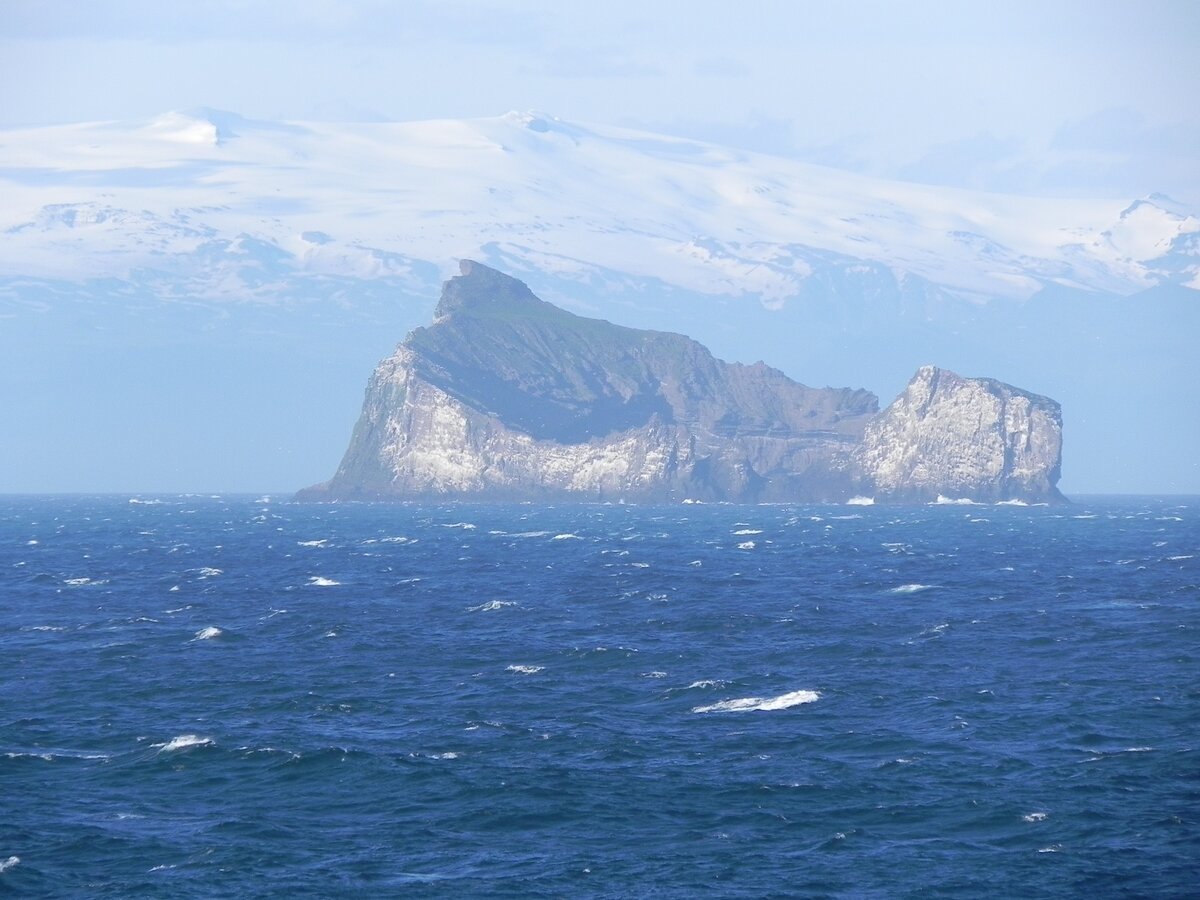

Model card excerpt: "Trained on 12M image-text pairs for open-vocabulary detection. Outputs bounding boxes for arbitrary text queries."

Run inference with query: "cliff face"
[855,366,1064,502]
[300,262,1064,503]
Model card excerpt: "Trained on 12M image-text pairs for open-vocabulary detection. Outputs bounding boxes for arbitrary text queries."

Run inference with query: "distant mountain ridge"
[2,109,1196,301]
[300,263,1064,503]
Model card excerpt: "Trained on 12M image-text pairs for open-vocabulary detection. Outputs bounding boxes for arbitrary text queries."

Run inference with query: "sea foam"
[155,735,214,753]
[307,576,340,586]
[193,626,223,640]
[693,689,819,713]
[468,600,516,612]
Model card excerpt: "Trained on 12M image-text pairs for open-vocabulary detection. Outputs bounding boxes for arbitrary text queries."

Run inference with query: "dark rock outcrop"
[300,262,1064,503]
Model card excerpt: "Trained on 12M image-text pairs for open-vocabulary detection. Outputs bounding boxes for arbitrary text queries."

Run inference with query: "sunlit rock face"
[856,366,1064,503]
[300,263,1063,503]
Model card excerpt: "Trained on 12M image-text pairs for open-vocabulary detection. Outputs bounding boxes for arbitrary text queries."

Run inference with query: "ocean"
[2,495,1197,897]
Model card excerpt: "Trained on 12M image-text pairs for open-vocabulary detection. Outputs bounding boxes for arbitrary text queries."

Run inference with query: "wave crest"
[693,689,819,713]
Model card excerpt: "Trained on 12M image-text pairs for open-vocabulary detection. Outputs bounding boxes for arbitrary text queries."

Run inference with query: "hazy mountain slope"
[2,109,1196,300]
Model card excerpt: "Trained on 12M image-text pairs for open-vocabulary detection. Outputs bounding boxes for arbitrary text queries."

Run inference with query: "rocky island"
[299,261,1064,503]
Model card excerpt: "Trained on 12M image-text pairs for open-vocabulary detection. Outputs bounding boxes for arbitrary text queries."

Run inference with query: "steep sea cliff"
[301,262,1063,503]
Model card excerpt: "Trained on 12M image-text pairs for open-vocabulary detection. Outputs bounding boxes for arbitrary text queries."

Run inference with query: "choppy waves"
[2,495,1197,896]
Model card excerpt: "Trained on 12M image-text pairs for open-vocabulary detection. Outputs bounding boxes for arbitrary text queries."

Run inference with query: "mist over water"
[3,496,1197,896]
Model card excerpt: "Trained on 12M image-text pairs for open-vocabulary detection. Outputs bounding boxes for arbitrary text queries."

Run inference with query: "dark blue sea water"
[2,496,1197,897]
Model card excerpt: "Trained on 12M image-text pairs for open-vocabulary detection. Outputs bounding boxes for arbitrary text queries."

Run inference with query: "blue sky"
[2,0,1197,203]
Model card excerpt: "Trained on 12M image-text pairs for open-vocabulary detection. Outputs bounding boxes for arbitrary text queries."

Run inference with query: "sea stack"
[299,262,1064,503]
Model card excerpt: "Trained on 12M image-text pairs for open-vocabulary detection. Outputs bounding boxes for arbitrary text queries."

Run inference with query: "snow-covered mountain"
[1,109,1197,494]
[2,108,1197,301]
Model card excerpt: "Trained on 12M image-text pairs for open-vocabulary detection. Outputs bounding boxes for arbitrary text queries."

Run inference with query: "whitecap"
[192,626,223,641]
[0,857,19,874]
[378,536,411,544]
[737,541,756,550]
[846,496,875,506]
[643,671,668,678]
[506,664,543,675]
[933,495,977,505]
[307,576,340,586]
[468,600,516,612]
[64,577,92,586]
[1167,555,1194,561]
[510,530,552,538]
[1023,812,1048,822]
[155,734,213,752]
[689,560,703,566]
[630,562,650,568]
[26,539,38,545]
[440,522,476,530]
[687,679,727,689]
[732,528,762,535]
[194,567,223,578]
[693,689,820,713]
[1037,845,1062,853]
[891,583,933,594]
[297,539,328,548]
[995,498,1028,506]
[551,533,581,540]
